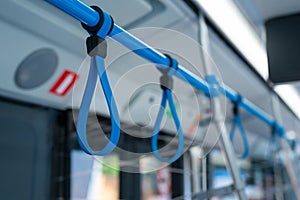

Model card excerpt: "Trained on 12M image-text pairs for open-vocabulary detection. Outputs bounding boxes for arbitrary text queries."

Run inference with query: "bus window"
[71,151,120,200]
[141,156,172,200]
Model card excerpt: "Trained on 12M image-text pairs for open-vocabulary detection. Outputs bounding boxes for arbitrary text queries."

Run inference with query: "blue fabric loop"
[152,89,184,163]
[76,56,120,156]
[229,114,249,159]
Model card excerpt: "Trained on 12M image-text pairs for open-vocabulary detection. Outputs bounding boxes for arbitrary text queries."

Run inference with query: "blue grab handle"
[76,56,120,156]
[45,0,288,140]
[152,89,184,163]
[76,7,120,156]
[229,115,249,159]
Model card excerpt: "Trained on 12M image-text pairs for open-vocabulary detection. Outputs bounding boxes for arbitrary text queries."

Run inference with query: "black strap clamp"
[81,6,114,58]
[85,36,107,57]
[271,123,277,138]
[232,95,242,116]
[156,54,178,90]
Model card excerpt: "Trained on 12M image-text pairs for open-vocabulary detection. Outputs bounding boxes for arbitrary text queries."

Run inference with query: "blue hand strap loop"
[152,89,185,163]
[229,97,249,159]
[152,55,184,163]
[77,7,120,156]
[77,56,120,156]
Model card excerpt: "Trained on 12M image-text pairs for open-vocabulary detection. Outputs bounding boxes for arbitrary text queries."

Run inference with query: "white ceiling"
[237,0,300,22]
[259,0,300,19]
[235,0,300,119]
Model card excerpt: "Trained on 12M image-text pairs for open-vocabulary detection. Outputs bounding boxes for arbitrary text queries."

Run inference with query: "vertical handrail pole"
[271,94,300,199]
[197,13,247,200]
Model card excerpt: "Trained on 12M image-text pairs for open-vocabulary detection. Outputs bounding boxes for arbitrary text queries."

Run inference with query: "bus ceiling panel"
[0,0,152,28]
[82,0,152,27]
[165,16,275,117]
[0,20,84,109]
[279,103,300,140]
[81,0,185,29]
[0,0,185,57]
[224,0,300,63]
[235,0,300,37]
[0,0,87,56]
[296,84,300,107]
[245,0,300,21]
[246,93,273,122]
[296,83,300,92]
[163,17,277,134]
[153,17,199,47]
[122,0,185,29]
[106,24,205,79]
[208,28,273,114]
[242,114,272,138]
[293,118,300,140]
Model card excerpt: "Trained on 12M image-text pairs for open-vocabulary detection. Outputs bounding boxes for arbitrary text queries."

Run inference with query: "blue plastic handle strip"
[45,0,287,140]
[229,114,249,159]
[152,89,184,163]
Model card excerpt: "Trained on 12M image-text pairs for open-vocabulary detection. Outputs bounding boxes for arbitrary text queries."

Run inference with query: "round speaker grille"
[15,48,58,89]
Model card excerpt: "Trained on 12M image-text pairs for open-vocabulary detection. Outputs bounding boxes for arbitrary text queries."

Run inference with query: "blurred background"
[1,0,300,199]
